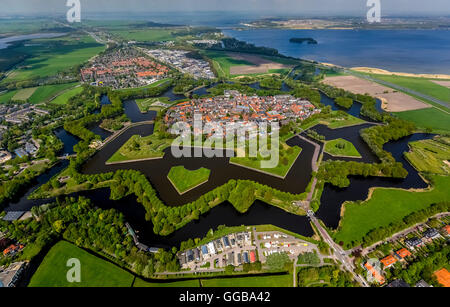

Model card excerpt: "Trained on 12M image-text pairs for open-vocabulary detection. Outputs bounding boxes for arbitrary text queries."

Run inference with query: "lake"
[0,33,65,49]
[223,29,450,74]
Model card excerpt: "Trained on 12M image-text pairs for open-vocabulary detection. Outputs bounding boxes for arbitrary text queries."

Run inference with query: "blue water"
[223,29,450,74]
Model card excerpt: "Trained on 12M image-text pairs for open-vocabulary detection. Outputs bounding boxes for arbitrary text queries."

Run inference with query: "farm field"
[230,143,302,178]
[0,90,18,103]
[111,29,177,42]
[167,166,211,194]
[50,86,83,105]
[28,241,134,287]
[404,137,450,175]
[324,138,361,158]
[368,74,450,103]
[0,19,54,34]
[200,274,292,287]
[2,35,104,83]
[334,175,450,248]
[204,50,254,78]
[204,51,295,78]
[394,107,450,134]
[12,87,36,101]
[28,82,79,104]
[323,75,430,112]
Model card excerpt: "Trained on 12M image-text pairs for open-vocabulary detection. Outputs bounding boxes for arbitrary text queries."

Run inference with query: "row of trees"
[317,160,407,188]
[297,265,357,287]
[334,97,353,109]
[360,118,416,163]
[259,77,283,90]
[107,168,301,236]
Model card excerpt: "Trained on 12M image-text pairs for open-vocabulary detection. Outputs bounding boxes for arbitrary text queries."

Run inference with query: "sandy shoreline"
[351,67,450,80]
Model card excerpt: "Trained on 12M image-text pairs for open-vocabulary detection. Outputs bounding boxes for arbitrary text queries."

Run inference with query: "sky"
[1,0,449,16]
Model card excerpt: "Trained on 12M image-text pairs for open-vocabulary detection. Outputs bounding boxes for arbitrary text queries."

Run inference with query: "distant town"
[80,47,170,89]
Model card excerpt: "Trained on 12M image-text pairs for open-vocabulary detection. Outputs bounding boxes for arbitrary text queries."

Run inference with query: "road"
[307,211,369,287]
[346,70,450,111]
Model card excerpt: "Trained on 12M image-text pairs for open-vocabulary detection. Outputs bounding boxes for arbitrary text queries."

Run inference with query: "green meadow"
[334,175,450,247]
[50,86,83,105]
[111,29,177,42]
[29,82,79,104]
[29,241,134,287]
[0,90,18,103]
[203,50,254,78]
[2,35,104,83]
[324,138,361,158]
[230,143,302,178]
[200,274,292,287]
[404,138,450,175]
[167,166,211,194]
[369,74,450,103]
[394,107,450,134]
[134,278,200,287]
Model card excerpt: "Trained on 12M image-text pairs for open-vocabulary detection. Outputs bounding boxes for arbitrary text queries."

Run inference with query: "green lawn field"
[230,143,302,178]
[50,86,83,105]
[134,278,200,287]
[29,82,79,104]
[167,166,211,194]
[200,274,292,287]
[0,90,18,103]
[405,138,450,175]
[28,241,134,287]
[135,97,170,113]
[107,125,172,163]
[2,35,104,83]
[334,175,450,247]
[300,111,366,130]
[394,107,450,134]
[324,138,361,158]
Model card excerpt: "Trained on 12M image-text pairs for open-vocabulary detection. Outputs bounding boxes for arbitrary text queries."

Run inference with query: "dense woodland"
[0,196,179,275]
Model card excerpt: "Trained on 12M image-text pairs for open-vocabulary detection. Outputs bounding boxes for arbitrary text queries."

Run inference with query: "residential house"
[405,237,423,249]
[395,248,412,260]
[380,255,398,268]
[387,279,410,287]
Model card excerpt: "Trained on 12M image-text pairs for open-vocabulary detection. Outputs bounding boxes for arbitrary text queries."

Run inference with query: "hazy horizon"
[1,0,449,17]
